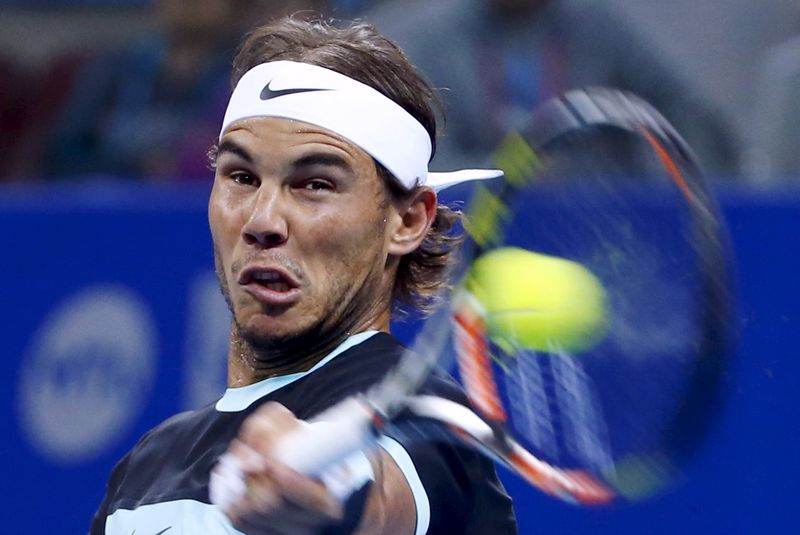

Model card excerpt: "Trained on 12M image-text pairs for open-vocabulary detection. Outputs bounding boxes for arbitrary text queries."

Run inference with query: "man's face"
[209,117,397,350]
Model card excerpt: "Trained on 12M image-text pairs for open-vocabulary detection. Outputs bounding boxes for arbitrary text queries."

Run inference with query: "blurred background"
[1,0,798,533]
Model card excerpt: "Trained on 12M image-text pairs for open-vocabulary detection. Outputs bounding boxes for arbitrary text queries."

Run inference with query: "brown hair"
[231,16,462,314]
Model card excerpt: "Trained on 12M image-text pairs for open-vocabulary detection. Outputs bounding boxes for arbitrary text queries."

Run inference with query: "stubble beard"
[213,244,390,375]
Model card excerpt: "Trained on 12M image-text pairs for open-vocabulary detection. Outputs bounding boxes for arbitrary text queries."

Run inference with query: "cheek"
[312,210,389,271]
[208,191,243,267]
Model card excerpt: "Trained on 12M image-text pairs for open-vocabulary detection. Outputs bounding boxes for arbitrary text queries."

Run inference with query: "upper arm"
[355,446,418,535]
[354,435,517,535]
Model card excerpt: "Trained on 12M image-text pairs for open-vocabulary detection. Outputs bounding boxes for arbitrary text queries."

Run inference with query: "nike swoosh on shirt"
[260,81,330,100]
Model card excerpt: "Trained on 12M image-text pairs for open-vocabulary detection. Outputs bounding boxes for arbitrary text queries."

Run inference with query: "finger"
[228,439,269,474]
[210,452,249,511]
[240,470,282,513]
[226,468,282,529]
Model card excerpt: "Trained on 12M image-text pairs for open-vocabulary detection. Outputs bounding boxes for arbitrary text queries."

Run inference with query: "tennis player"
[89,16,517,535]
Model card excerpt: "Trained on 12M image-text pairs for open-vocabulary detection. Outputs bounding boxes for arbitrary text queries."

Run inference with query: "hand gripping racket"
[210,87,735,507]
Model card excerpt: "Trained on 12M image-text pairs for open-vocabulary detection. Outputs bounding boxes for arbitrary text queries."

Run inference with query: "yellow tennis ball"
[466,247,607,353]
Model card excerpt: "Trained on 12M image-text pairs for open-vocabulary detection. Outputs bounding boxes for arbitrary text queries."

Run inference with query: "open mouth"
[250,270,293,292]
[239,267,301,304]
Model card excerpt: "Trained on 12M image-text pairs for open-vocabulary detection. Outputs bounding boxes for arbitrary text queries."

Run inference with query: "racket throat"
[452,300,518,456]
[453,298,508,423]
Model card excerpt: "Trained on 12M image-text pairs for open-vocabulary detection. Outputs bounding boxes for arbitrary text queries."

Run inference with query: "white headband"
[220,60,502,190]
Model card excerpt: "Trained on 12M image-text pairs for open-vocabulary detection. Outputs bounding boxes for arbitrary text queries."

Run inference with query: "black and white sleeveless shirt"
[90,331,517,535]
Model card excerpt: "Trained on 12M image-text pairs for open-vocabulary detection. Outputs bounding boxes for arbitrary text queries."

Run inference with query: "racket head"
[447,87,735,505]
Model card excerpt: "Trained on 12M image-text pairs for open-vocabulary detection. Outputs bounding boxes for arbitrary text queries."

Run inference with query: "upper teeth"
[253,272,281,282]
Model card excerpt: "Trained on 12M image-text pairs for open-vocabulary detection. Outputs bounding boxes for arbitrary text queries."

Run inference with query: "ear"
[387,187,437,257]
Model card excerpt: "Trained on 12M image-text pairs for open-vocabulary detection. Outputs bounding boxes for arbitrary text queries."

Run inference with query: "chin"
[241,319,296,343]
[240,331,289,352]
[237,313,316,348]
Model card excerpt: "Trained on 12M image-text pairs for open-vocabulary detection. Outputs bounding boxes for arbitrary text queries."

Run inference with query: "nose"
[241,186,288,248]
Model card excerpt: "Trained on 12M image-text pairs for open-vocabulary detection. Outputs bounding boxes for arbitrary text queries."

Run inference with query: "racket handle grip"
[210,398,376,510]
[273,397,377,476]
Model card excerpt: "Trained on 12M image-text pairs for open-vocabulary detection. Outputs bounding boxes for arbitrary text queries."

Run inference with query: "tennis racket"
[210,87,734,507]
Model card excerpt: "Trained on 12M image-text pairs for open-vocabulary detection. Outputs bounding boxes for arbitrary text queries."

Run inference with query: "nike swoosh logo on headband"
[260,80,330,100]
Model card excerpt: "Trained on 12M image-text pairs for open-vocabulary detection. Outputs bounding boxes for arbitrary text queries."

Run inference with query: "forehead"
[220,117,371,165]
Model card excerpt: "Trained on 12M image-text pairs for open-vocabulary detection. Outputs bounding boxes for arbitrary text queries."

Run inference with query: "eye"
[302,178,335,192]
[230,172,259,187]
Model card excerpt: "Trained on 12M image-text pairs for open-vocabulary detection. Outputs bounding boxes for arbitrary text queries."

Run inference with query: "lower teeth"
[266,283,289,292]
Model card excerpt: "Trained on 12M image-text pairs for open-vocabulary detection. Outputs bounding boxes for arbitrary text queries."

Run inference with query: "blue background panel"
[1,182,797,534]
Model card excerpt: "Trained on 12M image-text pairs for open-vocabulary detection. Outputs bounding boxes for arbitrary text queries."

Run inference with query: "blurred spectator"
[3,49,93,181]
[40,0,329,181]
[38,0,300,178]
[0,55,32,180]
[42,0,236,180]
[367,0,739,174]
[748,33,800,182]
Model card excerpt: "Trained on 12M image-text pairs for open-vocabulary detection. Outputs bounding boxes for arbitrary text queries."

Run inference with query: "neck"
[226,309,391,388]
[226,331,342,387]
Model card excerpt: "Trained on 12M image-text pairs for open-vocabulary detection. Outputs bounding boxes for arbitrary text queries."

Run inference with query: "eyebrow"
[215,140,254,164]
[215,139,356,174]
[291,153,354,173]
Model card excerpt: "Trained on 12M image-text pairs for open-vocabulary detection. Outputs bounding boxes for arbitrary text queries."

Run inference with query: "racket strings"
[505,348,558,460]
[501,347,614,475]
[550,350,615,474]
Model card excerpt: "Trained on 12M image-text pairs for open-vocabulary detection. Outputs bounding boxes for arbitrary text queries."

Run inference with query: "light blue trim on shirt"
[379,435,431,535]
[215,330,380,412]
